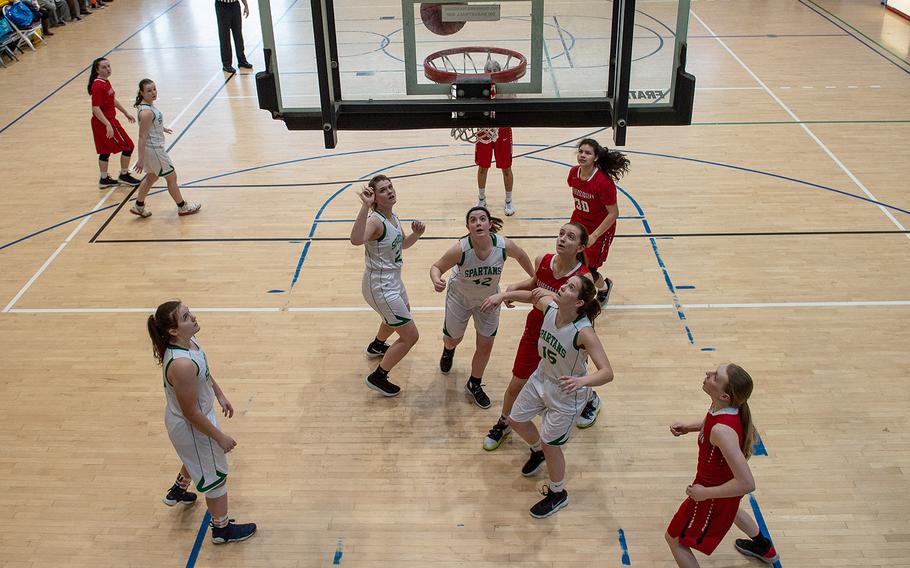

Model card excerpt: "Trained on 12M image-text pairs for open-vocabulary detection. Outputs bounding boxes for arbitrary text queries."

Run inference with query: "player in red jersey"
[87,57,142,189]
[478,222,596,451]
[666,364,779,566]
[475,61,516,216]
[567,138,630,305]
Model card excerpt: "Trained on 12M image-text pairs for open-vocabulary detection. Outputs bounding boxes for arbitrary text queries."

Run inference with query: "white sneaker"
[129,204,152,218]
[504,201,515,216]
[476,197,487,208]
[177,201,202,216]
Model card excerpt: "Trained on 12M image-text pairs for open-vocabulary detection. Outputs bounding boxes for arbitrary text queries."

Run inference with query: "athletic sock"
[175,472,190,489]
[176,201,186,208]
[136,201,145,207]
[212,514,229,528]
[750,533,771,548]
[505,191,513,203]
[370,336,387,348]
[478,188,486,200]
[371,365,389,379]
[549,478,566,493]
[530,439,542,452]
[468,376,481,388]
[120,169,128,175]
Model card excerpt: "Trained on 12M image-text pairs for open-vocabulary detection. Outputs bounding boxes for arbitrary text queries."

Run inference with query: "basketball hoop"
[424,46,524,145]
[423,46,527,85]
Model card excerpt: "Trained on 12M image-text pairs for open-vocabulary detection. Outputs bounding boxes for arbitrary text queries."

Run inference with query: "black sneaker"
[238,61,253,69]
[597,277,614,307]
[118,173,142,186]
[98,175,119,189]
[366,373,401,397]
[162,483,197,506]
[483,416,511,451]
[521,449,546,477]
[211,519,257,544]
[734,538,779,564]
[365,340,389,358]
[529,486,568,518]
[223,65,236,73]
[439,348,454,374]
[464,380,491,409]
[575,391,601,429]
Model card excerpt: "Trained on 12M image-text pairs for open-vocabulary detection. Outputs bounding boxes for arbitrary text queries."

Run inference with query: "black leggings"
[98,149,133,162]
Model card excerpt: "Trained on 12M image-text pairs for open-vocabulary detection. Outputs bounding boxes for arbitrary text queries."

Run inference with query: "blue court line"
[333,549,343,564]
[753,435,768,456]
[798,0,910,76]
[0,0,184,135]
[675,285,695,290]
[700,347,716,351]
[185,511,211,568]
[618,528,632,565]
[748,494,783,568]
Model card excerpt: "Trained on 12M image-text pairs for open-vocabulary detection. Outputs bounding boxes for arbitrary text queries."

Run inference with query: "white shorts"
[145,146,175,177]
[166,408,228,493]
[443,289,499,338]
[509,369,591,446]
[362,271,412,327]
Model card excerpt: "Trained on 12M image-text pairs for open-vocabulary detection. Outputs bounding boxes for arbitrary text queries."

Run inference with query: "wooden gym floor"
[1,0,909,566]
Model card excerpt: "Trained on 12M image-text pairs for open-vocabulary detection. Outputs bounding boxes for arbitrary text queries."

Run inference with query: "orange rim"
[423,46,527,84]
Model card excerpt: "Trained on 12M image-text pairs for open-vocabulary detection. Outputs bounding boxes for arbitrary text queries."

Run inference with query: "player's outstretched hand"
[412,220,426,236]
[358,186,375,207]
[670,422,689,436]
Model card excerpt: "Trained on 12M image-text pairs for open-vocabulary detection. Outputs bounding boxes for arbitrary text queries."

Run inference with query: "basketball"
[420,3,466,36]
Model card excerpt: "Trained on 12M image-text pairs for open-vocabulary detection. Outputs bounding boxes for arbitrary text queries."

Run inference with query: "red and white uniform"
[567,165,617,270]
[511,253,589,380]
[90,78,134,155]
[667,407,745,555]
[474,127,512,169]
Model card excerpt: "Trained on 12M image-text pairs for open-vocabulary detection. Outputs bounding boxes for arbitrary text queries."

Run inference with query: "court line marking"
[2,189,115,313]
[9,300,910,314]
[690,10,910,241]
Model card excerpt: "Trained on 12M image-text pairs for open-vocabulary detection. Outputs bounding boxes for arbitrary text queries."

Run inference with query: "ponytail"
[575,275,602,324]
[87,57,107,95]
[134,78,154,109]
[148,300,181,365]
[577,137,630,181]
[725,363,757,459]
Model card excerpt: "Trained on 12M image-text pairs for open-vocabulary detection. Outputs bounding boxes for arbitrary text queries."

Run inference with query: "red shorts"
[474,127,512,169]
[511,317,542,380]
[582,225,616,271]
[91,116,134,155]
[667,495,742,555]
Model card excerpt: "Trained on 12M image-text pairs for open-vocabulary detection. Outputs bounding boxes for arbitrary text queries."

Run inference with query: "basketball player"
[147,301,257,544]
[430,206,535,408]
[666,364,779,566]
[568,138,630,305]
[479,222,602,451]
[489,275,614,517]
[87,57,142,189]
[475,61,516,216]
[130,79,201,217]
[350,175,426,397]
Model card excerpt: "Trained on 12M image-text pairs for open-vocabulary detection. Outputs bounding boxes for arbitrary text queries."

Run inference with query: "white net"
[451,127,499,144]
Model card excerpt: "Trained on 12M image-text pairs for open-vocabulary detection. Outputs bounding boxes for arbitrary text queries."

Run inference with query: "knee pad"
[122,149,133,158]
[98,153,110,162]
[205,480,228,498]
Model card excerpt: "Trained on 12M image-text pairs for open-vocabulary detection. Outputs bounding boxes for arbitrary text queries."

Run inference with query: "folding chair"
[0,18,22,67]
[2,2,46,52]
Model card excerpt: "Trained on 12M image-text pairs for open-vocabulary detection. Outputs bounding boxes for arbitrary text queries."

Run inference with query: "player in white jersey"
[130,79,201,218]
[430,206,534,408]
[491,275,615,518]
[350,175,426,397]
[147,301,256,544]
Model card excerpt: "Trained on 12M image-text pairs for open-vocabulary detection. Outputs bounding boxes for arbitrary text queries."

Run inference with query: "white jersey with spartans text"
[536,301,592,382]
[137,102,166,149]
[448,232,507,306]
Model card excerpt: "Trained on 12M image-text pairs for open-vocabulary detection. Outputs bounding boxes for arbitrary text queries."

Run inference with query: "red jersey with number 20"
[567,165,617,231]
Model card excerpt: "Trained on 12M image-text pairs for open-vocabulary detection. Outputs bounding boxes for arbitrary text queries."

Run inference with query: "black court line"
[93,229,910,244]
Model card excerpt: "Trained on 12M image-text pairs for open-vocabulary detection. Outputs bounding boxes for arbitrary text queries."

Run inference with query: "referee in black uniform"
[215,0,253,73]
